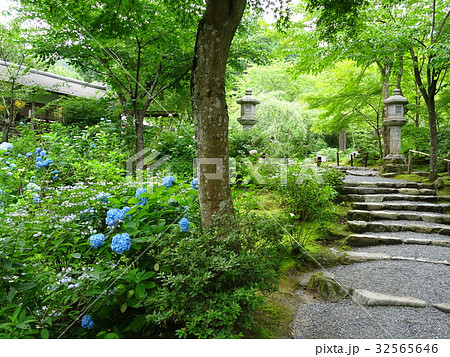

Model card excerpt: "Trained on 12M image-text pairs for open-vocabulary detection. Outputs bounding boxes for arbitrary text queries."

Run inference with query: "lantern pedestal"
[381,89,409,174]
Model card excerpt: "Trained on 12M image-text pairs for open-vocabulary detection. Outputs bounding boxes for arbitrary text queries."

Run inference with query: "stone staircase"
[293,171,450,338]
[341,175,450,313]
[345,179,450,247]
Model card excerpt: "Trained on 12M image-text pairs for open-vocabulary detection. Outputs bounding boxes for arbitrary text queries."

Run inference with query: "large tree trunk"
[191,0,247,228]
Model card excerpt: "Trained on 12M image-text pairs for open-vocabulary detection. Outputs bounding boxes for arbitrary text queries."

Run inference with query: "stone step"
[352,202,450,213]
[346,194,450,203]
[341,251,449,266]
[345,232,450,247]
[348,210,450,224]
[347,220,450,236]
[345,181,430,189]
[352,289,427,308]
[344,186,436,196]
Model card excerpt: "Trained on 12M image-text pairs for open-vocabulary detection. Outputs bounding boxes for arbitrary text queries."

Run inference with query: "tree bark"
[377,61,392,158]
[2,125,9,142]
[191,0,247,227]
[135,111,145,171]
[428,95,438,181]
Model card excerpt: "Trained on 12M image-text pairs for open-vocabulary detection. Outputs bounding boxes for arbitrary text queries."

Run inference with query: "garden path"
[292,169,450,338]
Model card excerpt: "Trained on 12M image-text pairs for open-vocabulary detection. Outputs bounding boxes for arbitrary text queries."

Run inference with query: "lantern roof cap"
[237,89,260,105]
[383,88,408,105]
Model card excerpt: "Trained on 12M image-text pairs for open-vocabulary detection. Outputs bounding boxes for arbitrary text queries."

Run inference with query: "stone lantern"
[237,89,260,130]
[383,88,408,172]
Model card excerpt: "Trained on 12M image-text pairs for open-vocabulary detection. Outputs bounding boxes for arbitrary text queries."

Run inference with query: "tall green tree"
[0,23,43,141]
[20,0,198,170]
[190,0,291,227]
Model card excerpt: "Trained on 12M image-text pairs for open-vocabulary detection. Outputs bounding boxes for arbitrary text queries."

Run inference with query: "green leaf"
[71,253,81,259]
[141,271,156,280]
[16,283,37,292]
[6,288,16,302]
[120,303,127,313]
[135,285,146,299]
[40,328,49,339]
[105,332,120,339]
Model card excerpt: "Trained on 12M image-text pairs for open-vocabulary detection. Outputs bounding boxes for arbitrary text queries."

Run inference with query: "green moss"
[393,174,429,183]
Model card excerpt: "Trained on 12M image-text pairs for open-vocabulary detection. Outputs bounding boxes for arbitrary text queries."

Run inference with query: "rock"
[432,240,450,248]
[352,289,427,307]
[306,272,350,302]
[345,234,403,247]
[343,252,391,262]
[432,303,450,313]
[404,238,431,245]
[432,178,444,190]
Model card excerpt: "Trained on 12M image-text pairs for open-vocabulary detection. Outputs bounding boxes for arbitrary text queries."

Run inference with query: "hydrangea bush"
[0,121,287,339]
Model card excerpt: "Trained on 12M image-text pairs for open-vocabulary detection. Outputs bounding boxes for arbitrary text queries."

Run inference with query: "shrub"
[144,215,287,338]
[272,165,337,222]
[59,97,113,127]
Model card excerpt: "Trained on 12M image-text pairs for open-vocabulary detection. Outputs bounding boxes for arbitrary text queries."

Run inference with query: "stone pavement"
[293,168,450,339]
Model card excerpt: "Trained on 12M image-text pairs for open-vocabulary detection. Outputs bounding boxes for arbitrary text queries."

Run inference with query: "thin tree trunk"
[135,111,145,171]
[2,125,9,142]
[378,61,392,157]
[191,0,247,228]
[428,93,438,181]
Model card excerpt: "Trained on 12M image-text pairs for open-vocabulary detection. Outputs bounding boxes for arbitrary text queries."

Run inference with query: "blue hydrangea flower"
[19,122,24,125]
[52,175,58,180]
[162,175,176,188]
[90,144,96,148]
[32,194,41,204]
[53,170,59,174]
[89,233,105,248]
[105,207,131,227]
[179,218,190,232]
[81,315,94,329]
[36,158,53,168]
[135,188,147,206]
[34,147,42,154]
[111,233,131,254]
[96,192,110,203]
[191,178,198,190]
[39,150,46,157]
[26,182,41,192]
[35,156,42,163]
[0,188,3,195]
[25,152,33,158]
[17,154,23,158]
[0,142,13,151]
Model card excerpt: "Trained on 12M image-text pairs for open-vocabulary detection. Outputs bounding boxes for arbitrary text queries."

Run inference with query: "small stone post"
[382,88,408,173]
[237,89,260,130]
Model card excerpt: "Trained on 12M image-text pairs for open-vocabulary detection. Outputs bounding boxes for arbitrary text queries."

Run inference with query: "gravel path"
[329,260,450,304]
[353,244,450,261]
[294,301,450,339]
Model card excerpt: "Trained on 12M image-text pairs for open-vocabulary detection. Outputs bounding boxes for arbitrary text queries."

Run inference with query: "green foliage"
[0,122,290,339]
[152,127,196,179]
[58,97,113,127]
[272,165,338,222]
[145,215,287,338]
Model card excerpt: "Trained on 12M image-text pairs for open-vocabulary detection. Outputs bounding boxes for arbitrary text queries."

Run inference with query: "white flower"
[0,142,13,151]
[249,150,258,155]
